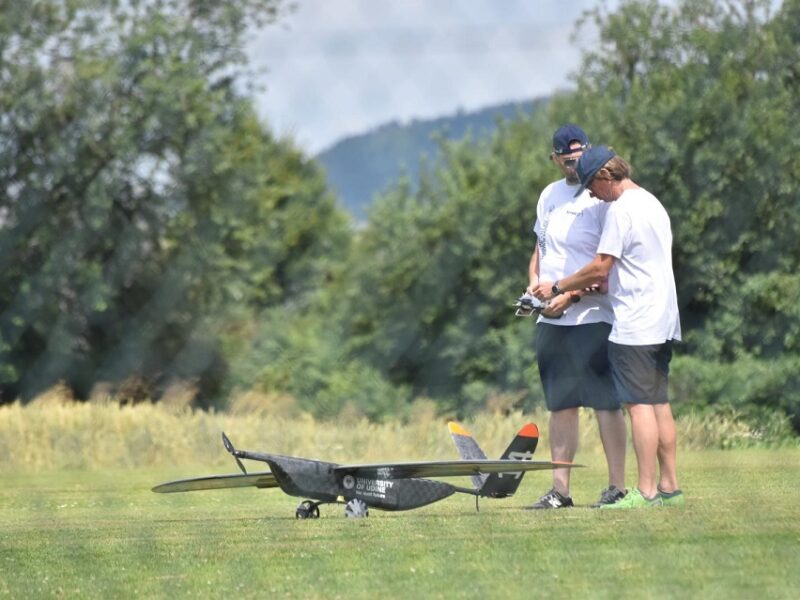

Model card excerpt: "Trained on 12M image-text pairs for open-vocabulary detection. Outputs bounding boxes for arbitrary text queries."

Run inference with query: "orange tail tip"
[448,421,472,437]
[518,423,540,438]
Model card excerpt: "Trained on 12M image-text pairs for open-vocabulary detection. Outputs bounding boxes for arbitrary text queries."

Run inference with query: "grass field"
[2,448,799,599]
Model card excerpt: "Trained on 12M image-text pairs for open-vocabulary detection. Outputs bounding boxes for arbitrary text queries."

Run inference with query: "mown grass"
[1,400,798,598]
[1,450,799,599]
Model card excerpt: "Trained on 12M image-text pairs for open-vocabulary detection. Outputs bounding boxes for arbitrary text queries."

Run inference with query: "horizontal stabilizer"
[335,459,580,480]
[152,471,277,493]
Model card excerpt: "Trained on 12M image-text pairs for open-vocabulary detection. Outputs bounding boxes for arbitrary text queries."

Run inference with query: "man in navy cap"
[524,126,628,510]
[533,146,684,509]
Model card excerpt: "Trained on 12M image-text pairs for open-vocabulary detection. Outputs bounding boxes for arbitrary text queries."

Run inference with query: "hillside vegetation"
[316,99,546,220]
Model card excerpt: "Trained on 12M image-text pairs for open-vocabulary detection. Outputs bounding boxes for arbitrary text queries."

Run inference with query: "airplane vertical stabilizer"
[477,423,540,498]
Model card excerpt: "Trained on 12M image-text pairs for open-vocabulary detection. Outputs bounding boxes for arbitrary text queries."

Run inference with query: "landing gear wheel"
[295,500,320,519]
[344,498,369,518]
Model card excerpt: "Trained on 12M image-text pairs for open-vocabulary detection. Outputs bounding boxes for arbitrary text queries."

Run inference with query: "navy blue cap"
[573,145,616,197]
[552,124,589,155]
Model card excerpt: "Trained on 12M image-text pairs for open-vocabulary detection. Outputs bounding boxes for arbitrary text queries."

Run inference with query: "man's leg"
[595,409,626,490]
[549,408,579,496]
[626,403,659,498]
[654,403,679,493]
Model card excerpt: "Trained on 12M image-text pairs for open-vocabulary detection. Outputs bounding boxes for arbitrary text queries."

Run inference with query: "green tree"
[552,0,800,429]
[0,0,349,403]
[326,115,554,414]
[281,0,800,429]
[557,0,800,359]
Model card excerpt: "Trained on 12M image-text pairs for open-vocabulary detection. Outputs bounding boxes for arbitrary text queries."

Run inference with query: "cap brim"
[573,185,587,198]
[554,145,588,156]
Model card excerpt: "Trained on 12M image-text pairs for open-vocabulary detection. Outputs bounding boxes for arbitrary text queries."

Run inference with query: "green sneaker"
[658,488,685,507]
[599,488,662,509]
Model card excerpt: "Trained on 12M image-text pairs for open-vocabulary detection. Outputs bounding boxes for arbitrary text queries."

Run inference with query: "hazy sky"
[246,0,621,154]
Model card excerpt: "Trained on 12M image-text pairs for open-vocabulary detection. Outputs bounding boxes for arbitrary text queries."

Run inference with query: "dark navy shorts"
[608,341,674,405]
[535,322,620,412]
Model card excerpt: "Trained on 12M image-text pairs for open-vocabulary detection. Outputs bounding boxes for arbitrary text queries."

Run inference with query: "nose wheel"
[344,498,369,518]
[295,500,321,519]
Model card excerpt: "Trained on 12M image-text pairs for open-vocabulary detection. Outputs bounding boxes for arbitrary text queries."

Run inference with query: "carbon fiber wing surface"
[334,459,580,480]
[152,471,277,493]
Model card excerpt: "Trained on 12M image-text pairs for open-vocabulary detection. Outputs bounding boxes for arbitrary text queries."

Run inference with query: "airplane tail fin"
[448,421,489,490]
[479,423,540,498]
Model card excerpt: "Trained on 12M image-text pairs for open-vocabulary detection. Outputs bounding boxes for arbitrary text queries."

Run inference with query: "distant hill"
[316,98,548,220]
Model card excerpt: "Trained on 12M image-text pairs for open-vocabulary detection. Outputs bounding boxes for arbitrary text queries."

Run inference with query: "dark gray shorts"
[535,322,620,412]
[608,341,673,405]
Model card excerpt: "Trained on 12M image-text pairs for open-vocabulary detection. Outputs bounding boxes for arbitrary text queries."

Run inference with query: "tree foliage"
[3,0,799,433]
[538,0,800,429]
[323,116,556,413]
[255,0,800,428]
[557,0,800,359]
[0,0,349,403]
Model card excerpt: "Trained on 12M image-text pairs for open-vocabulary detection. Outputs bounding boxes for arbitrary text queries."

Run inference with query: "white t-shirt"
[596,187,682,345]
[533,179,614,326]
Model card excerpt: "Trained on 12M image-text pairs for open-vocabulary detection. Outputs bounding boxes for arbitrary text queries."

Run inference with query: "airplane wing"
[152,471,277,493]
[334,459,581,480]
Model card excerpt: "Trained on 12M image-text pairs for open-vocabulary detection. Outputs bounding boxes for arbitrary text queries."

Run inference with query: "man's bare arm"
[533,254,615,300]
[526,244,540,295]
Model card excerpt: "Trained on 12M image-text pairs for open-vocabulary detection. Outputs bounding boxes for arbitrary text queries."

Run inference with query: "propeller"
[222,432,247,474]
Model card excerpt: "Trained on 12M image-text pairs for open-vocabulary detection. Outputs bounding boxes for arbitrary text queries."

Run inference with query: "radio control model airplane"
[152,422,580,518]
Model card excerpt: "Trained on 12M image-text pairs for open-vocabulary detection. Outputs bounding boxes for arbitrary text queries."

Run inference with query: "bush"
[312,362,411,422]
[670,354,800,437]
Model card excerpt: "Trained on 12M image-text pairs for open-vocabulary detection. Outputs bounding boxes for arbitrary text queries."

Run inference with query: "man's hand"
[592,276,609,294]
[532,280,556,301]
[540,292,572,318]
[525,278,539,296]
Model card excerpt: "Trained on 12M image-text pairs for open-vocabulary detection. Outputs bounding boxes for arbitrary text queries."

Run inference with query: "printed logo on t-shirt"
[538,213,550,257]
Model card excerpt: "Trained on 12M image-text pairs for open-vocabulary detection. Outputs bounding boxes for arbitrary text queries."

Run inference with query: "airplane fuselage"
[244,452,457,511]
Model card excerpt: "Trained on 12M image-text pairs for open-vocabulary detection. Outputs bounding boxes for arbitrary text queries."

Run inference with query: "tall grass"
[1,387,796,472]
